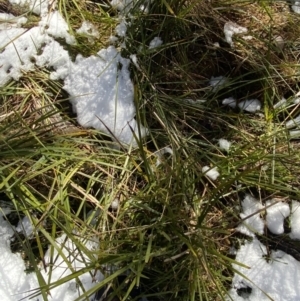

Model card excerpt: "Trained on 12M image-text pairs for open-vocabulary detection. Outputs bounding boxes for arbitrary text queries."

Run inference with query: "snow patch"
[224,22,247,46]
[266,199,290,235]
[289,200,300,239]
[222,97,236,108]
[63,46,147,145]
[76,21,99,38]
[149,37,163,49]
[227,237,300,301]
[218,138,231,152]
[202,166,220,181]
[238,99,261,113]
[237,195,264,237]
[210,76,227,91]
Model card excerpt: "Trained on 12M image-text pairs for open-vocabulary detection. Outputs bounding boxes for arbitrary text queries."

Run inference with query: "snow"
[224,22,248,46]
[202,166,220,181]
[210,76,227,91]
[9,0,50,16]
[230,196,300,300]
[0,2,147,145]
[149,37,163,49]
[0,212,103,301]
[237,195,264,237]
[218,138,231,152]
[273,97,287,109]
[40,11,75,45]
[292,1,300,14]
[238,99,261,113]
[289,200,300,239]
[76,21,99,38]
[130,54,140,69]
[16,216,34,237]
[115,19,128,37]
[222,97,236,108]
[227,237,300,301]
[155,146,173,167]
[63,46,147,145]
[286,114,300,129]
[0,13,27,28]
[289,129,300,138]
[265,199,290,235]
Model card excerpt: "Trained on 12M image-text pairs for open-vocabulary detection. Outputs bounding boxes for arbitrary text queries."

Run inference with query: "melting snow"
[238,99,261,113]
[237,195,264,237]
[202,166,220,181]
[218,138,231,152]
[265,199,290,235]
[289,200,300,239]
[63,46,147,145]
[224,22,248,46]
[149,37,163,49]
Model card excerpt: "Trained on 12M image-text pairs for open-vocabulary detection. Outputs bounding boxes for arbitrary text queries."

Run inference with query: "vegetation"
[1,0,300,300]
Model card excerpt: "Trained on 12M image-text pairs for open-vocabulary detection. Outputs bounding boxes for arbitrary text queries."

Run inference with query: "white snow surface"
[9,0,50,16]
[0,8,146,145]
[0,13,27,28]
[289,200,300,239]
[266,199,290,235]
[210,76,227,91]
[286,114,300,129]
[237,195,264,237]
[63,46,147,145]
[16,216,34,237]
[202,166,220,181]
[115,19,128,37]
[292,1,300,14]
[76,21,99,38]
[39,11,75,45]
[227,237,300,301]
[218,138,231,152]
[238,99,261,113]
[224,22,248,46]
[222,97,236,108]
[0,213,103,301]
[149,37,163,49]
[0,9,73,85]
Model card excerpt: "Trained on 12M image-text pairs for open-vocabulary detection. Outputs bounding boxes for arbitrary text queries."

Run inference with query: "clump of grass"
[1,0,300,301]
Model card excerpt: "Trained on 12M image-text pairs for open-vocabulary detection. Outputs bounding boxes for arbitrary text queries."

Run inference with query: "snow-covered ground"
[0,210,103,301]
[227,196,300,301]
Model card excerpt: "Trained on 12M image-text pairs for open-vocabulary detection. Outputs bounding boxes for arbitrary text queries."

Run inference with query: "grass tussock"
[1,0,300,300]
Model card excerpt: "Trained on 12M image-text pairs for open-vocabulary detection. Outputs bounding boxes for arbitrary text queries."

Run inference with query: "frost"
[202,166,220,181]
